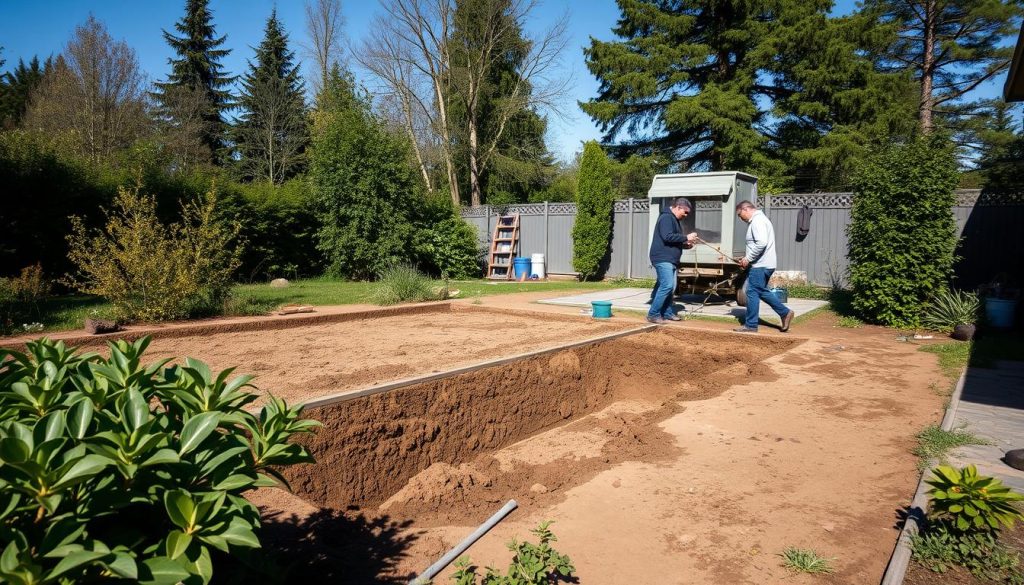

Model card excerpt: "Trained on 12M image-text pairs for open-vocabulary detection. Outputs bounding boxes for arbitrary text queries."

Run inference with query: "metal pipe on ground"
[409,499,519,585]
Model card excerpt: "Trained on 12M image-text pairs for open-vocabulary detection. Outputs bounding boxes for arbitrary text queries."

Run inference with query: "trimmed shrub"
[65,183,242,321]
[848,136,959,327]
[572,141,614,280]
[0,337,318,584]
[412,195,481,279]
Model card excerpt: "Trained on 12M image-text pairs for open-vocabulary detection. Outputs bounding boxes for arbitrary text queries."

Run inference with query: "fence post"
[543,201,549,262]
[485,205,492,244]
[626,198,634,279]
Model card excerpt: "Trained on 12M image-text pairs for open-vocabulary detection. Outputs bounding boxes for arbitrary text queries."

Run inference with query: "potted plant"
[922,288,980,341]
[978,274,1020,330]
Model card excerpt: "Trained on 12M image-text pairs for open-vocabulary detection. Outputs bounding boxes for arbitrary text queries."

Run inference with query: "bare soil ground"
[244,304,948,585]
[126,307,635,403]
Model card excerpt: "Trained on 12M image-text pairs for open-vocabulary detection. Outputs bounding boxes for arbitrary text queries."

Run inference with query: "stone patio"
[947,361,1024,492]
[537,287,828,323]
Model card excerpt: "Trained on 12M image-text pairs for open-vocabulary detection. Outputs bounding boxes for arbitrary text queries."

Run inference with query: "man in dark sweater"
[648,197,697,324]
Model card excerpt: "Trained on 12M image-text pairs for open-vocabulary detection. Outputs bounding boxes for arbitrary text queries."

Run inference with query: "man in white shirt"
[734,200,795,333]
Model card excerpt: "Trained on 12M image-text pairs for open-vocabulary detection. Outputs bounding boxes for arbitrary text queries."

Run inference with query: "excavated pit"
[280,327,797,514]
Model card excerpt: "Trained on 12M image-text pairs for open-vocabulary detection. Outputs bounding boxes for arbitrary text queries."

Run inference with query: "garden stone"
[84,318,118,335]
[1004,449,1024,471]
[270,278,289,288]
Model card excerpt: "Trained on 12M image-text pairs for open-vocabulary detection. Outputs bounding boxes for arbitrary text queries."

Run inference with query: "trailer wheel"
[735,271,748,307]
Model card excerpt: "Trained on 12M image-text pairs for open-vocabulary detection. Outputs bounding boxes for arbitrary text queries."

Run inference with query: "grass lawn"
[7,278,633,337]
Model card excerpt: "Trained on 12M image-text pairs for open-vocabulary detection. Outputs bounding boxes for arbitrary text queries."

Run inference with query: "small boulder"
[1004,449,1024,471]
[270,278,289,288]
[84,318,119,335]
[529,483,549,494]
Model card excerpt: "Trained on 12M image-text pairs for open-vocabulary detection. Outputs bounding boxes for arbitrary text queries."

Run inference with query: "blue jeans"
[648,262,679,319]
[744,267,791,329]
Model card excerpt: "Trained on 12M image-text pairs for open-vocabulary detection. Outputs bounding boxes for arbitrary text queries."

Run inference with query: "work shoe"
[665,314,682,321]
[647,316,666,325]
[781,310,795,332]
[733,326,757,334]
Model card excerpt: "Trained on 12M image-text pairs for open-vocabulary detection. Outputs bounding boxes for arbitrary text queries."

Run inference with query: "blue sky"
[0,0,1013,161]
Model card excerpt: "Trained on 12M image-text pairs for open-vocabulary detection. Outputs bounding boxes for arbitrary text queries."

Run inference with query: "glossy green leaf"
[138,556,191,585]
[164,489,196,530]
[165,530,193,560]
[67,399,94,439]
[178,412,221,455]
[48,550,106,579]
[52,454,110,489]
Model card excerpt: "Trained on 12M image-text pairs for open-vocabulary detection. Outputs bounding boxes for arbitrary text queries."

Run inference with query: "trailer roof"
[646,171,758,199]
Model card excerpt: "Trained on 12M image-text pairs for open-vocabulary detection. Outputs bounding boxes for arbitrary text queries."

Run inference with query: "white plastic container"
[531,253,546,279]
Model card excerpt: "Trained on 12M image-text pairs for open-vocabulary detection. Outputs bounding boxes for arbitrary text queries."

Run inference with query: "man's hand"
[686,232,698,244]
[738,258,750,268]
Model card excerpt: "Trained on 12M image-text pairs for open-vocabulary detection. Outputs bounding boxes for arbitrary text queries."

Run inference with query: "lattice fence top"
[460,189,1021,216]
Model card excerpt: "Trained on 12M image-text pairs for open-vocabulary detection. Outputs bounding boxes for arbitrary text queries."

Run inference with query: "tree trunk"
[468,119,482,206]
[919,0,936,134]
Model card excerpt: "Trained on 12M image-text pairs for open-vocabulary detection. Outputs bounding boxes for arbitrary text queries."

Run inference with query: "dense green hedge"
[848,136,960,327]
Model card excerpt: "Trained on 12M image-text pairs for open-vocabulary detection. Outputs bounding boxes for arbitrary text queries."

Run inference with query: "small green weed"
[450,521,575,584]
[785,283,830,300]
[780,547,835,574]
[837,315,863,328]
[914,426,990,470]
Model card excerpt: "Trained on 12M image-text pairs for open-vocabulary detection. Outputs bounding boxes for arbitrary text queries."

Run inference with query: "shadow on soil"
[233,509,419,584]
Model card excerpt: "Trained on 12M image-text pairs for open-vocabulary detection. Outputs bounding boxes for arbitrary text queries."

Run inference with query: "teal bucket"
[591,300,613,319]
[985,298,1017,329]
[512,257,531,279]
[769,287,789,304]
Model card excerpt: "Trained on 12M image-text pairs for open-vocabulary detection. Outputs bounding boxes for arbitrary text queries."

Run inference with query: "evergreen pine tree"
[153,0,234,162]
[234,9,308,184]
[762,9,918,191]
[583,0,813,171]
[572,141,614,280]
[862,0,1023,134]
[0,56,51,129]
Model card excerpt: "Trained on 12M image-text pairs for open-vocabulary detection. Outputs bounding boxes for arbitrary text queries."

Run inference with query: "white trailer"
[646,171,758,302]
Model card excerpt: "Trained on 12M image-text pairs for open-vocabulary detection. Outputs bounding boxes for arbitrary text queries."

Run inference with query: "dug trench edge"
[298,323,659,410]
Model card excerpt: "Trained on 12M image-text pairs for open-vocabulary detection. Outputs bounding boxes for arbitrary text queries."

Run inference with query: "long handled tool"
[692,236,742,264]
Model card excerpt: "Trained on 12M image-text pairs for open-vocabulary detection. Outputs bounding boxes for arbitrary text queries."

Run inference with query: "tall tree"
[23,16,148,163]
[446,0,566,206]
[153,0,234,162]
[583,0,802,172]
[234,10,308,184]
[572,141,614,280]
[863,0,1024,134]
[310,67,418,279]
[359,0,568,206]
[304,0,345,95]
[762,8,919,190]
[0,56,52,129]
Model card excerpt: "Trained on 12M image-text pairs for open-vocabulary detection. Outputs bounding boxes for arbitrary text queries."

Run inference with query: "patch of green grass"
[780,547,835,574]
[919,341,971,384]
[836,315,863,328]
[913,425,990,470]
[785,283,831,300]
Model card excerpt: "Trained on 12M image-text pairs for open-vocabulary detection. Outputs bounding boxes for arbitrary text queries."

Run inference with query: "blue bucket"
[591,300,613,319]
[512,257,531,279]
[769,287,789,304]
[985,298,1017,329]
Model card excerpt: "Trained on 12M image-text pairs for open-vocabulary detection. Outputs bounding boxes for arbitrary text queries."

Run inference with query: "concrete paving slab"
[947,361,1024,493]
[537,287,828,322]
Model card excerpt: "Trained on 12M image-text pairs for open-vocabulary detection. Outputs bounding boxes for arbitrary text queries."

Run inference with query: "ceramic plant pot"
[950,323,976,342]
